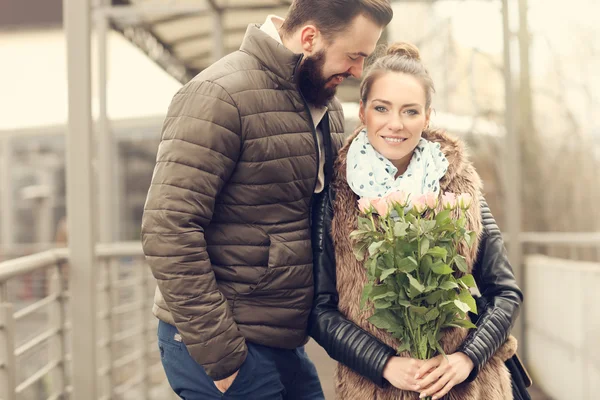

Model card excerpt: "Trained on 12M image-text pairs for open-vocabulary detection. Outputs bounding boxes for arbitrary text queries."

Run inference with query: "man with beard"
[141,1,393,398]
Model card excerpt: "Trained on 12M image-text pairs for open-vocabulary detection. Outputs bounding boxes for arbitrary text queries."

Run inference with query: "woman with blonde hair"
[309,42,524,399]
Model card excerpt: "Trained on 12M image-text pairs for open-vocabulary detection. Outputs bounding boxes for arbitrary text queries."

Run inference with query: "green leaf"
[409,306,428,315]
[424,308,440,323]
[464,231,477,248]
[425,290,444,305]
[406,274,425,293]
[368,240,385,256]
[382,252,394,269]
[357,216,372,230]
[422,220,437,233]
[352,241,369,261]
[397,341,411,354]
[439,300,454,308]
[397,256,418,273]
[444,319,477,329]
[368,310,393,330]
[435,209,451,225]
[453,299,471,314]
[459,274,476,289]
[458,289,478,314]
[395,240,416,256]
[350,229,369,238]
[431,262,454,275]
[423,285,438,294]
[374,299,393,309]
[435,341,447,358]
[421,255,434,275]
[427,331,438,348]
[379,268,395,281]
[372,290,396,302]
[439,280,459,290]
[393,221,409,237]
[369,284,389,297]
[397,299,412,307]
[365,258,377,278]
[419,238,430,258]
[360,282,373,309]
[426,272,439,288]
[427,246,448,261]
[453,255,468,273]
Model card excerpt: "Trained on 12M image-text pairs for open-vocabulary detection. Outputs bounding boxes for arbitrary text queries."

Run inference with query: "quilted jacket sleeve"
[141,79,246,381]
[308,189,396,387]
[457,198,524,382]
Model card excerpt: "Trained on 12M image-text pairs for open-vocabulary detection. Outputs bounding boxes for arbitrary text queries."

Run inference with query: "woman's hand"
[414,352,474,399]
[383,356,426,391]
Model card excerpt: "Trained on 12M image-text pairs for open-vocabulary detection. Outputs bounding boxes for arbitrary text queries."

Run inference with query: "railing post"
[49,264,67,398]
[64,0,99,397]
[102,258,116,399]
[140,258,150,399]
[0,283,17,400]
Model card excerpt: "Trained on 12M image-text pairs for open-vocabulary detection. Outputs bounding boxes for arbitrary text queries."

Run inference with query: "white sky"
[0,29,181,131]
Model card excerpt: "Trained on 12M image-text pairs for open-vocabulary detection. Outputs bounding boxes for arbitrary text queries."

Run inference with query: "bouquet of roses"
[351,191,478,364]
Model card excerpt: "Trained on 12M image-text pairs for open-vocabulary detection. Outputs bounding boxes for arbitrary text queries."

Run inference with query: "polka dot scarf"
[346,129,449,200]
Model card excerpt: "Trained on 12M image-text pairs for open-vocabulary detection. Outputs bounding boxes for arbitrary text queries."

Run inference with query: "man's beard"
[296,50,349,108]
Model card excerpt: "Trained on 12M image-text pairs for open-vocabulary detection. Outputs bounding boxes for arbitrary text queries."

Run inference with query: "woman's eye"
[349,56,358,61]
[375,106,387,112]
[406,109,419,115]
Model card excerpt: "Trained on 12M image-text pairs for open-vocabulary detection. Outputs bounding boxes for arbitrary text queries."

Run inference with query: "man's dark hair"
[281,0,393,41]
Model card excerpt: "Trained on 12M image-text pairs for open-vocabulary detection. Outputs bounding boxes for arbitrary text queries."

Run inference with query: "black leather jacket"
[308,188,523,387]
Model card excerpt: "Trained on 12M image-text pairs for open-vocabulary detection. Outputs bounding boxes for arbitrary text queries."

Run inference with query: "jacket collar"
[240,24,303,86]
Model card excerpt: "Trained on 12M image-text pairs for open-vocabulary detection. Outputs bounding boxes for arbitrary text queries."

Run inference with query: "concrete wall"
[525,255,600,399]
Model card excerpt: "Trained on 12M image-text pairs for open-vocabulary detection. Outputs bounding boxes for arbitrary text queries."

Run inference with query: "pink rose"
[357,198,372,214]
[385,190,410,207]
[412,194,428,214]
[442,192,457,210]
[424,192,438,209]
[371,197,390,217]
[457,193,473,209]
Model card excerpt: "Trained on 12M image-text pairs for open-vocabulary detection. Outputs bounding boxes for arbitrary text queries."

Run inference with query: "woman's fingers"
[430,379,456,400]
[414,355,442,380]
[415,356,446,389]
[419,372,453,399]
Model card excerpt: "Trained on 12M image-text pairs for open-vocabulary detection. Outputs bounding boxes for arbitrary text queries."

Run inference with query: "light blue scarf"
[346,129,449,199]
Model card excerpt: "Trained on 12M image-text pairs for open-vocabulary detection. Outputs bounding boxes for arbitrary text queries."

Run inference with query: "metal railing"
[0,242,169,400]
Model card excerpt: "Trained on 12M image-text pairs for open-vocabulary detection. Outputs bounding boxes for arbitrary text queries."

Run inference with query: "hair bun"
[386,42,421,61]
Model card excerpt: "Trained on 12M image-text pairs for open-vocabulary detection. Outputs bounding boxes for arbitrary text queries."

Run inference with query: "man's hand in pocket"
[214,370,239,393]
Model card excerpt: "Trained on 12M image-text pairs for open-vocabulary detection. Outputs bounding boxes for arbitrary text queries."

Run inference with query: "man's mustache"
[326,73,351,83]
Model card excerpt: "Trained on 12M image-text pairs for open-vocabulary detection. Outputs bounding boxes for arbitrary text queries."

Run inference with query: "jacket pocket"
[234,234,272,297]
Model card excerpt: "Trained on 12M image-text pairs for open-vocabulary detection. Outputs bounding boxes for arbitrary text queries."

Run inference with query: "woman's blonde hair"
[359,42,435,109]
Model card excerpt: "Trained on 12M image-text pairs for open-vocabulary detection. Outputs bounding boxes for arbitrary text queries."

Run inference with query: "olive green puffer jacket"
[141,24,345,380]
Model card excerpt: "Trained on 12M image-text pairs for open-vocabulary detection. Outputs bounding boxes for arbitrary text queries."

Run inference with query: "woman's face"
[360,72,431,175]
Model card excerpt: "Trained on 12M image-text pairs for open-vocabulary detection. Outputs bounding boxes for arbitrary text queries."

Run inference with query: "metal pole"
[48,265,66,398]
[97,4,114,243]
[0,137,14,251]
[0,284,16,400]
[502,0,524,350]
[212,9,224,62]
[64,0,98,398]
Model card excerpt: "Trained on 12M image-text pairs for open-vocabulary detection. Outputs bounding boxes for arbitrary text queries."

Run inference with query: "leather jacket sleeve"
[457,198,524,382]
[308,188,396,388]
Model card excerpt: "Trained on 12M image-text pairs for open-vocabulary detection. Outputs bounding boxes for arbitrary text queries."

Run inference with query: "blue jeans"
[158,320,325,399]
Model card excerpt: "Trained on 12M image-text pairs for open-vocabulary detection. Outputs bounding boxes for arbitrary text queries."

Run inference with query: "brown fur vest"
[330,129,516,400]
